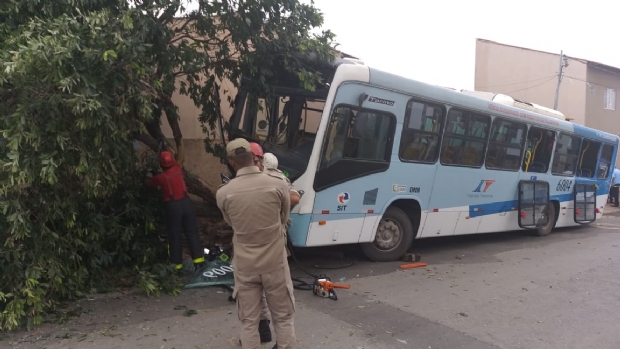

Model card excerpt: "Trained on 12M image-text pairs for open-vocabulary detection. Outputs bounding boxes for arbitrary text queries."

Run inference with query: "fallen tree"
[0,0,335,331]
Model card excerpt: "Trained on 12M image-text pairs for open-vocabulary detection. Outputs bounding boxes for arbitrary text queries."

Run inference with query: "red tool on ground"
[313,277,350,300]
[399,262,428,269]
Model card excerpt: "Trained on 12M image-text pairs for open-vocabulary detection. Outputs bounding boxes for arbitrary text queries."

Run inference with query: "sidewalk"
[603,202,620,216]
[5,288,388,349]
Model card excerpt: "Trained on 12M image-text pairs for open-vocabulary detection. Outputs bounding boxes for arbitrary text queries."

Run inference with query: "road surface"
[5,207,620,349]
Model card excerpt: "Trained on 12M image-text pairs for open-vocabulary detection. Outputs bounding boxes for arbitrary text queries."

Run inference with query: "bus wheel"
[361,206,414,262]
[535,202,556,236]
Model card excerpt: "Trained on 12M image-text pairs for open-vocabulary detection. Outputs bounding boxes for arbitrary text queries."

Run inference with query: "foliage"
[0,0,335,331]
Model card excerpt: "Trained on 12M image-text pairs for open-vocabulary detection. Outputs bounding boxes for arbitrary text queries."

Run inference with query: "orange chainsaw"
[313,277,350,300]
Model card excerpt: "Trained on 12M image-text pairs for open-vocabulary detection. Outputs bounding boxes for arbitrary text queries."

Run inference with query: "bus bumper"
[288,213,311,247]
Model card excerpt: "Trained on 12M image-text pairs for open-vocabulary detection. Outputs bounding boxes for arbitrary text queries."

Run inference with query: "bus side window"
[551,133,582,176]
[440,108,490,167]
[486,118,526,171]
[576,140,601,178]
[398,100,445,163]
[597,144,615,179]
[522,127,555,173]
[320,105,393,169]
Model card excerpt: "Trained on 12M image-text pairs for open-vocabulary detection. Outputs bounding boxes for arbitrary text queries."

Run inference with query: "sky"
[303,0,620,90]
[181,0,620,91]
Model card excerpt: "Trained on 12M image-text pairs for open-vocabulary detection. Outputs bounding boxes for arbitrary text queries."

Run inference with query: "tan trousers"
[234,290,269,320]
[234,266,296,349]
[260,292,270,320]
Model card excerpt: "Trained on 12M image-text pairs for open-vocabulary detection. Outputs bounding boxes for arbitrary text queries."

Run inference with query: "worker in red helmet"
[249,142,265,171]
[146,151,205,272]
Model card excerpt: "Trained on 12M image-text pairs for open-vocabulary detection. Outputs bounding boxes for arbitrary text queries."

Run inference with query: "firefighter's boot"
[259,319,272,343]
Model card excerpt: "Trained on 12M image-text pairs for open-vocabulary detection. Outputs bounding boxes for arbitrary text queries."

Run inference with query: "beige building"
[475,39,620,136]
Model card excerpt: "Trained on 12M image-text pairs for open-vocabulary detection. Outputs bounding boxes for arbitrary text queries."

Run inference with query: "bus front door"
[518,180,550,229]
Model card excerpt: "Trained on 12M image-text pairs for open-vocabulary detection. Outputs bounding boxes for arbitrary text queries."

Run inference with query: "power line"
[564,75,620,91]
[503,76,558,94]
[476,74,559,89]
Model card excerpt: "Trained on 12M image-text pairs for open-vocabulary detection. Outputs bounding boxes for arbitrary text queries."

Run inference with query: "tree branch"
[160,93,185,165]
[135,132,159,152]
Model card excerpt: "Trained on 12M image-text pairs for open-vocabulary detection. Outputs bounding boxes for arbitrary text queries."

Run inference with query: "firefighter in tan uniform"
[216,139,296,349]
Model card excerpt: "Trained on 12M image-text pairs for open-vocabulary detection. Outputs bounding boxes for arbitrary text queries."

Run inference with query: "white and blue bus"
[227,58,619,262]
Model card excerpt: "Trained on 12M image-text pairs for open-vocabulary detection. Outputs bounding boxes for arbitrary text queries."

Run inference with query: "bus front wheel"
[361,206,414,262]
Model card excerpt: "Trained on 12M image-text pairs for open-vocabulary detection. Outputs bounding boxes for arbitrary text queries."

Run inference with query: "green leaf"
[103,50,117,61]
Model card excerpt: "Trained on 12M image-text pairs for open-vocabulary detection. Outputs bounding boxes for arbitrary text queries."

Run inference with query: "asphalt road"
[5,210,620,349]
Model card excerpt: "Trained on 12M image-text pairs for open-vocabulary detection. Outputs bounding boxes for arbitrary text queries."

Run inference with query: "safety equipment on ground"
[249,142,264,157]
[263,153,278,171]
[159,151,174,168]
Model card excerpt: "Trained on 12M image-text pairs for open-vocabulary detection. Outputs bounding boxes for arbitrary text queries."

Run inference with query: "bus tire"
[535,202,556,236]
[361,206,414,262]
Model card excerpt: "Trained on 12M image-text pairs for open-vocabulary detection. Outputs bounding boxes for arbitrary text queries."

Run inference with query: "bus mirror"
[518,180,550,229]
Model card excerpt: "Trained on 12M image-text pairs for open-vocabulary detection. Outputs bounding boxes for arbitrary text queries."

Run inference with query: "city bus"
[226,57,619,262]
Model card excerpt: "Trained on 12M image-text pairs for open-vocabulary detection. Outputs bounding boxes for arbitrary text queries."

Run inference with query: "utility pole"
[553,51,569,110]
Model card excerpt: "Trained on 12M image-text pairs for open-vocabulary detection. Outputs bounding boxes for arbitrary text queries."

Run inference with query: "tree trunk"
[183,168,220,213]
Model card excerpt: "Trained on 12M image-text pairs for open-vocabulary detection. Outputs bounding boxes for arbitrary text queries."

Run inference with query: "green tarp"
[184,258,235,289]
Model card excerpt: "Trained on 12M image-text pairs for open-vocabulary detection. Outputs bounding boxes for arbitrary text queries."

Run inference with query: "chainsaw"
[312,277,350,301]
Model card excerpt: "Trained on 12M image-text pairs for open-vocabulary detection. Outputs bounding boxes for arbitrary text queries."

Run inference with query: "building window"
[605,88,616,110]
[440,108,490,167]
[399,99,445,163]
[485,118,527,171]
[551,133,582,176]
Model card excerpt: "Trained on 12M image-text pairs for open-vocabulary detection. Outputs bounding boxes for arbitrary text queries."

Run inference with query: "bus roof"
[362,66,619,145]
[456,90,567,121]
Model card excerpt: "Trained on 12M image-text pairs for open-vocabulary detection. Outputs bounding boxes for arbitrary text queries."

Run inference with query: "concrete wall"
[584,64,620,133]
[584,64,620,169]
[474,39,587,125]
[160,76,237,187]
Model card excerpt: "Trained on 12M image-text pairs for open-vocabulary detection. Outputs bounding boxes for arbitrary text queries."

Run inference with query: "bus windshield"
[226,57,362,179]
[234,90,326,179]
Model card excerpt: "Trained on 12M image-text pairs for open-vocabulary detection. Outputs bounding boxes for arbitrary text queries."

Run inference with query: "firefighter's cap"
[226,138,252,158]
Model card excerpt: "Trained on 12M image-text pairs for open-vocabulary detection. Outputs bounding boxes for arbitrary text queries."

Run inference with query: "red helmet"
[159,151,174,168]
[249,142,264,157]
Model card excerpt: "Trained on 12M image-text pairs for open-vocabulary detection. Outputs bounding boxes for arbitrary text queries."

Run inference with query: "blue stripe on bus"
[468,191,606,218]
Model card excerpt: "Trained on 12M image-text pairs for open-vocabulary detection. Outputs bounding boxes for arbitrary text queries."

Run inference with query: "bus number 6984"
[556,179,573,192]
